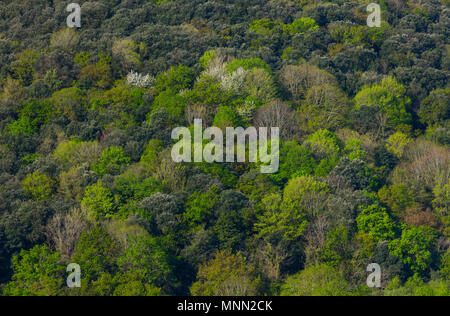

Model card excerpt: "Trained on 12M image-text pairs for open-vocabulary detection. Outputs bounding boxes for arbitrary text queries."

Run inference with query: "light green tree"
[22,171,55,200]
[280,264,351,296]
[81,181,116,221]
[389,226,438,275]
[191,251,264,296]
[2,245,65,296]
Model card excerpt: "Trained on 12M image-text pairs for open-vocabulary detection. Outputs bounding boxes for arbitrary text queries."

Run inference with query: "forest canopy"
[0,0,449,296]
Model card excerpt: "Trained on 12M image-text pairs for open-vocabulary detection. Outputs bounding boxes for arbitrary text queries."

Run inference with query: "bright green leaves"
[7,100,53,136]
[389,226,438,275]
[356,204,399,242]
[281,264,351,296]
[354,77,412,133]
[250,18,318,37]
[284,18,319,36]
[272,140,316,184]
[93,146,130,177]
[184,189,219,226]
[255,176,329,242]
[304,129,341,160]
[191,251,264,296]
[22,171,55,200]
[2,245,65,296]
[81,181,116,221]
[154,65,196,95]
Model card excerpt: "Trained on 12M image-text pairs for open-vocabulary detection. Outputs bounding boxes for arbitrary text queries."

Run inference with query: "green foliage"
[441,250,450,280]
[249,19,281,36]
[284,18,319,35]
[385,275,449,296]
[191,251,264,296]
[10,50,39,85]
[256,176,329,242]
[243,68,277,103]
[2,245,64,296]
[280,264,351,296]
[300,84,351,133]
[93,146,130,177]
[344,137,367,161]
[72,227,119,287]
[117,235,174,288]
[320,227,351,267]
[389,226,438,275]
[151,90,187,122]
[354,77,412,130]
[114,168,161,202]
[22,171,55,200]
[81,181,116,221]
[154,65,195,94]
[199,50,216,69]
[378,184,414,215]
[141,139,164,168]
[7,101,53,136]
[304,129,341,160]
[356,204,399,242]
[53,140,101,170]
[226,58,272,74]
[51,87,86,121]
[386,132,412,159]
[184,189,218,226]
[272,141,316,183]
[0,0,448,297]
[418,89,449,127]
[213,106,240,129]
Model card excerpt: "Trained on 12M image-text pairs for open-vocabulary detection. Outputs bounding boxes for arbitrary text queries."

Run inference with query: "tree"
[356,204,399,242]
[280,264,351,296]
[389,226,438,275]
[253,100,297,139]
[300,84,351,133]
[190,251,264,296]
[50,87,86,121]
[385,275,449,296]
[117,235,174,290]
[213,106,240,129]
[354,77,412,131]
[81,181,116,221]
[329,158,372,191]
[93,146,130,177]
[138,192,183,235]
[72,227,119,290]
[7,100,53,136]
[242,68,277,104]
[2,245,65,296]
[255,176,329,243]
[112,39,141,71]
[282,176,330,219]
[418,89,449,128]
[53,140,102,171]
[50,28,80,52]
[304,129,341,160]
[284,18,319,36]
[184,189,218,227]
[378,184,414,216]
[22,171,55,200]
[10,50,39,86]
[272,140,316,184]
[320,226,352,267]
[279,64,337,102]
[154,65,195,94]
[386,132,412,159]
[45,208,85,261]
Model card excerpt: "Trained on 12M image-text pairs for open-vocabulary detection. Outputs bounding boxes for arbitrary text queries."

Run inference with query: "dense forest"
[0,0,449,296]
